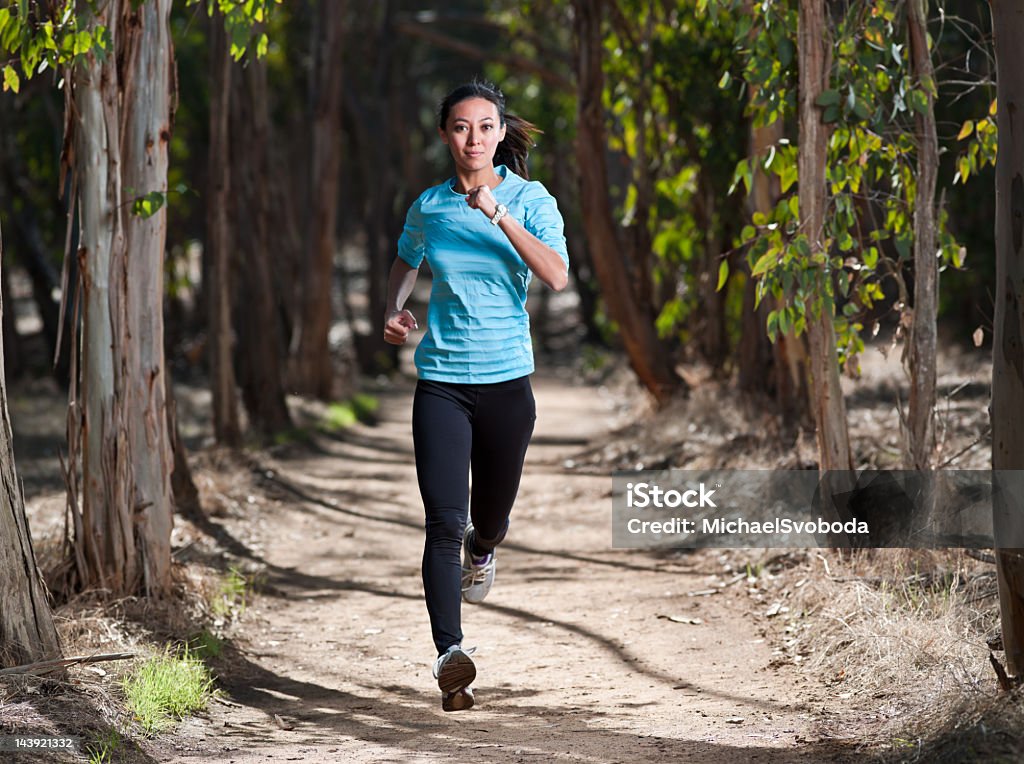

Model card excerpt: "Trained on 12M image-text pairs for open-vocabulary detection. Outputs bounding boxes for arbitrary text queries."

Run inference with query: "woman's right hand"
[384,309,418,345]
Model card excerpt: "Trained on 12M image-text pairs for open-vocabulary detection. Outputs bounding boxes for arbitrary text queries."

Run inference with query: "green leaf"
[822,105,840,123]
[766,310,779,342]
[717,260,729,291]
[778,38,795,69]
[132,191,166,219]
[816,89,840,107]
[718,71,731,89]
[957,120,974,141]
[3,64,19,93]
[909,89,928,115]
[751,250,778,277]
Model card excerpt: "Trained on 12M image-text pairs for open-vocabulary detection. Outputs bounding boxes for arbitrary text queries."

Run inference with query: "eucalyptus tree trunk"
[571,0,683,404]
[905,0,939,470]
[990,0,1024,681]
[797,0,852,471]
[294,0,345,398]
[0,220,62,667]
[231,56,293,435]
[207,14,241,446]
[66,0,175,597]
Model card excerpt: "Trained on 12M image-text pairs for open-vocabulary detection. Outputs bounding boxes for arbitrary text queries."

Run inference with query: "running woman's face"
[439,97,507,175]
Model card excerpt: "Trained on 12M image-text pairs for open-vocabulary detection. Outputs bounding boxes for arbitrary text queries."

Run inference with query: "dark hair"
[438,80,541,179]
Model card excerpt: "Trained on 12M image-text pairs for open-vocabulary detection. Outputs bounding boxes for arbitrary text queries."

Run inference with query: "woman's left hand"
[465,185,498,219]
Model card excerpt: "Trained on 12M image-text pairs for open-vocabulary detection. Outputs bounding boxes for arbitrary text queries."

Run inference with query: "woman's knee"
[424,506,465,542]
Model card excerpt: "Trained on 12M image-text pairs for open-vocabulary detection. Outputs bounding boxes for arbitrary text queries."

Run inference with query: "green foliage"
[122,645,215,734]
[185,0,282,61]
[0,1,109,93]
[597,0,747,342]
[719,0,983,373]
[953,97,997,184]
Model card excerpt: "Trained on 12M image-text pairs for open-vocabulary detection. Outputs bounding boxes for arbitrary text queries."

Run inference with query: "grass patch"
[189,629,226,660]
[322,393,379,431]
[122,645,215,734]
[85,729,125,764]
[211,566,252,619]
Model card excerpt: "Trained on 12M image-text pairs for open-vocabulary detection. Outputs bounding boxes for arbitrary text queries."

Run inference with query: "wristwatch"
[490,203,508,226]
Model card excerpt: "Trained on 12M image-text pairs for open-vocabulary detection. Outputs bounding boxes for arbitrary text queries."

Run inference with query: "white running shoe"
[461,524,496,604]
[433,644,477,706]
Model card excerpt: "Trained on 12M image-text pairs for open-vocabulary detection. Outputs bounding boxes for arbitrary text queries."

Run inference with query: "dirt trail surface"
[147,371,854,763]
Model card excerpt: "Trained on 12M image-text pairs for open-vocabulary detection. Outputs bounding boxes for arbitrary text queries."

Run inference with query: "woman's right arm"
[383,258,420,345]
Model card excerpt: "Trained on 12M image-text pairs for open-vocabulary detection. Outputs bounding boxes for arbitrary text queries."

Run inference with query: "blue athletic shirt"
[396,164,569,384]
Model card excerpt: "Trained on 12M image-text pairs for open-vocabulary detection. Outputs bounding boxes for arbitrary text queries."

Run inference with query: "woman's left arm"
[466,185,569,292]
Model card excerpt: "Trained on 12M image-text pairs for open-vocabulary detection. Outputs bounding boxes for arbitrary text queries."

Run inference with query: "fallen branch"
[988,651,1021,692]
[965,549,996,564]
[0,652,135,677]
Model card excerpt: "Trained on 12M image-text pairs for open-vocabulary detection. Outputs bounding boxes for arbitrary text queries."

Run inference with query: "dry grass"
[736,548,1024,762]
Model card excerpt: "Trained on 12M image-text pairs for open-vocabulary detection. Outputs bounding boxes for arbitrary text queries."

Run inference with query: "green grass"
[189,629,225,660]
[322,393,379,431]
[211,566,251,618]
[122,646,215,734]
[86,729,124,763]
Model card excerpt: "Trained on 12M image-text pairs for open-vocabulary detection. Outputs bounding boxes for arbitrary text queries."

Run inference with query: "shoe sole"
[436,651,476,694]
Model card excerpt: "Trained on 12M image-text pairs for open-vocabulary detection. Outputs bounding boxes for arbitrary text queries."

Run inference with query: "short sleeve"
[522,183,569,268]
[397,195,425,268]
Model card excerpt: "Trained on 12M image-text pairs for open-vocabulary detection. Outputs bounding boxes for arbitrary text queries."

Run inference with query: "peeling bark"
[63,0,176,597]
[798,0,852,471]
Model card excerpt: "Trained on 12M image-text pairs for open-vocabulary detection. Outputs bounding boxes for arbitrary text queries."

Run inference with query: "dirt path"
[148,371,854,763]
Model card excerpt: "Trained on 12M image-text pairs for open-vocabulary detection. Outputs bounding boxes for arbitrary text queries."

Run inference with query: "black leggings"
[412,375,536,655]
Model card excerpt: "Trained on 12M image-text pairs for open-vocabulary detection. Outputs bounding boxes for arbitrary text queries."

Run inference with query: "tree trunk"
[207,14,241,446]
[0,219,63,667]
[990,0,1024,681]
[119,0,176,595]
[905,0,939,470]
[571,0,683,404]
[1,265,20,381]
[797,0,852,471]
[64,0,176,597]
[231,57,293,435]
[294,0,346,398]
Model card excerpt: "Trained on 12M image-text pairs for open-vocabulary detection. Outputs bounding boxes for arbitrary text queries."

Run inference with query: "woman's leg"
[412,380,473,654]
[468,375,536,553]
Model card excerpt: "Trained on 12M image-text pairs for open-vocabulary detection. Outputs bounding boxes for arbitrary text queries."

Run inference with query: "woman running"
[383,80,569,712]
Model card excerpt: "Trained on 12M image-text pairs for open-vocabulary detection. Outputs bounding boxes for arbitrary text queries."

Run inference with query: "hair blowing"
[438,80,541,179]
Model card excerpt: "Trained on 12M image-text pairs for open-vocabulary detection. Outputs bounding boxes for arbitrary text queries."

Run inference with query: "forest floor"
[4,329,1020,763]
